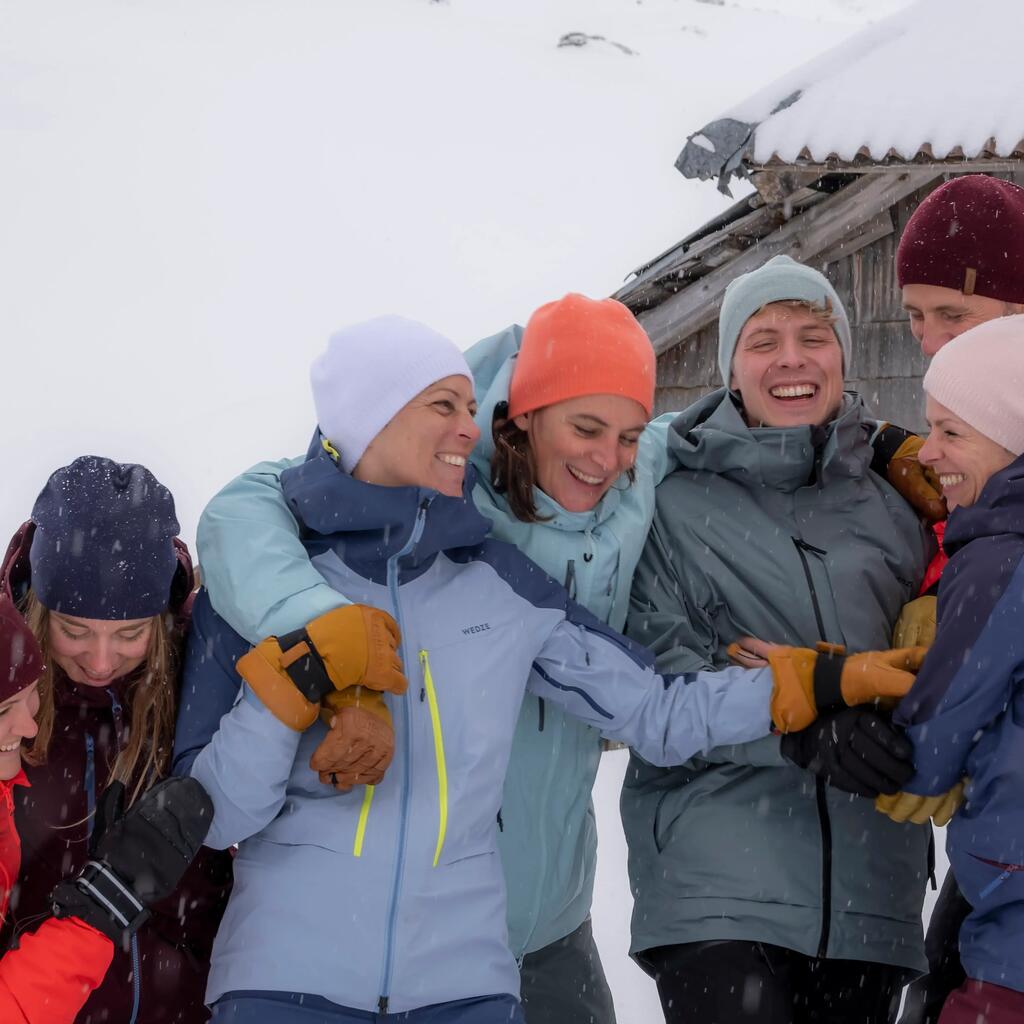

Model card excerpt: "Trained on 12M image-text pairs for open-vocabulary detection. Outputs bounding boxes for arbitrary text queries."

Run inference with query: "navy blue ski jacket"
[896,454,1024,995]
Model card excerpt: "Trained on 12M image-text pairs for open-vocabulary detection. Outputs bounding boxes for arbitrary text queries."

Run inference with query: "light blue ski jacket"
[194,324,674,956]
[183,451,774,1014]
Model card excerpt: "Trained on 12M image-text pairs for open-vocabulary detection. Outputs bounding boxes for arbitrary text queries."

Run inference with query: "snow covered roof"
[678,0,1024,192]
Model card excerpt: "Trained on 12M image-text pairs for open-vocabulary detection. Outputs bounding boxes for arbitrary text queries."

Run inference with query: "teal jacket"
[467,326,671,954]
[196,326,673,958]
[623,389,933,971]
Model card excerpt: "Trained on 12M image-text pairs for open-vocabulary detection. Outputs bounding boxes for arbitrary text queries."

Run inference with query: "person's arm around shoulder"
[0,917,113,1023]
[182,590,305,848]
[197,457,350,644]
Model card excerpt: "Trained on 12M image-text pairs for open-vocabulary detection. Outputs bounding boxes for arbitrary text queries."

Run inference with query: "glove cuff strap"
[278,627,335,703]
[72,860,149,934]
[812,649,846,714]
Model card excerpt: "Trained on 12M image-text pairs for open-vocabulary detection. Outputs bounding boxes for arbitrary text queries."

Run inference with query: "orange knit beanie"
[507,293,656,419]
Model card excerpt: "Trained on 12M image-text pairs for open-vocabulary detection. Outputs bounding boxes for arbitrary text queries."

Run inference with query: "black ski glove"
[52,776,214,947]
[780,706,915,798]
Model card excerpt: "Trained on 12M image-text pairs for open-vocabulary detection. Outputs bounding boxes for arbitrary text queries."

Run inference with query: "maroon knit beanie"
[0,598,43,704]
[896,176,1024,304]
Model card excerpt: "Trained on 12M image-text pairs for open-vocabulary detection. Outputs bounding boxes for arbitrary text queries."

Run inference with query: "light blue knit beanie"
[717,255,852,387]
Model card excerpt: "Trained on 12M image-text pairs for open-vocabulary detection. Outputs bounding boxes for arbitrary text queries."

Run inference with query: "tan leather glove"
[874,425,947,524]
[893,595,937,649]
[236,605,407,730]
[876,782,965,826]
[764,641,927,733]
[310,689,395,791]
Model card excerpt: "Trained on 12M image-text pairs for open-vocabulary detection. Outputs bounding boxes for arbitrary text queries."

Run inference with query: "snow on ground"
[2,2,934,1020]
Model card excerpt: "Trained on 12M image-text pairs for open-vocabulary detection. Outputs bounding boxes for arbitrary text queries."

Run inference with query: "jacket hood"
[2,521,195,615]
[943,453,1024,556]
[281,436,492,582]
[667,388,873,490]
[466,325,629,534]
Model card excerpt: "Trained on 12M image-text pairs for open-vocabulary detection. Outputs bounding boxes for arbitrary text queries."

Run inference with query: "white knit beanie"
[311,315,473,473]
[923,314,1024,456]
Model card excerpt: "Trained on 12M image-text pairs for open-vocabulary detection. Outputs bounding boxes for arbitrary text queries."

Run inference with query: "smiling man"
[621,255,933,1024]
[898,175,1024,357]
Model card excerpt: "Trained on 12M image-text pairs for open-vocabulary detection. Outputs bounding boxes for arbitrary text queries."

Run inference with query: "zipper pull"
[418,650,427,701]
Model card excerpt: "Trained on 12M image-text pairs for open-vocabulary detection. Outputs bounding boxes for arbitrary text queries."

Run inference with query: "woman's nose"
[84,641,115,674]
[15,704,38,740]
[918,431,939,465]
[459,412,481,445]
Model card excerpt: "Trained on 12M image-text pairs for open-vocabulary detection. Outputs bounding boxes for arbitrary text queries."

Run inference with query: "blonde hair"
[756,297,838,327]
[22,592,179,805]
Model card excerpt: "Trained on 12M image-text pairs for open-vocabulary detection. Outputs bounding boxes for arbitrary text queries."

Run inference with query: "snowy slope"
[1,3,928,1021]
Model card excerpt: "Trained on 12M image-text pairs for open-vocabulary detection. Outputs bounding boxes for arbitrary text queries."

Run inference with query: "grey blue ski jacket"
[182,448,775,1014]
[897,455,1024,994]
[623,389,933,971]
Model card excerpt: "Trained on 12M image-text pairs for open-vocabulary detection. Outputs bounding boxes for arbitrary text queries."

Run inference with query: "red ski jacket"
[1,771,113,1022]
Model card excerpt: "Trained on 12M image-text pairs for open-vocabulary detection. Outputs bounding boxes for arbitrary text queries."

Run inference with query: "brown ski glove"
[872,423,947,524]
[893,595,938,649]
[236,605,407,730]
[310,688,395,791]
[876,782,965,827]
[766,641,927,733]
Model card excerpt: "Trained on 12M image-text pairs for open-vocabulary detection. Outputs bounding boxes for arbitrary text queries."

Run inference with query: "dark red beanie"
[896,175,1024,304]
[0,598,43,704]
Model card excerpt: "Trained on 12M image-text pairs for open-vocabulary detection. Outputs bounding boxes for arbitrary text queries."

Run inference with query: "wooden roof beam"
[636,169,940,354]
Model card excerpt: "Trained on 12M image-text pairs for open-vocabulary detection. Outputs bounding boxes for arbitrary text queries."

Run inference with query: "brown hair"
[490,403,636,524]
[22,592,179,805]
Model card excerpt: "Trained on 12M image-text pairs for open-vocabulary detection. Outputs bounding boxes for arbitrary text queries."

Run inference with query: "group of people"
[0,172,1021,1024]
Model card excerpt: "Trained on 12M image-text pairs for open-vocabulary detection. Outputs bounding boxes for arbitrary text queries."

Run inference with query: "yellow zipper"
[419,650,448,867]
[352,784,375,857]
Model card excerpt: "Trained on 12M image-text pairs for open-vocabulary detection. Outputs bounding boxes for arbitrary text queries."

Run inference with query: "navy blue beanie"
[29,457,180,620]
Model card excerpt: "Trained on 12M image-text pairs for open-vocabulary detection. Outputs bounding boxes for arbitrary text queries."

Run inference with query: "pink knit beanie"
[923,314,1024,456]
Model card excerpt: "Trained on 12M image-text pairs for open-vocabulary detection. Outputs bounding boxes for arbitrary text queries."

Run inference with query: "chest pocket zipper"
[419,651,448,867]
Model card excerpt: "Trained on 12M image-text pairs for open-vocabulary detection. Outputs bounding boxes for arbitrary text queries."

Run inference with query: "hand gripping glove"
[236,605,407,730]
[310,687,395,791]
[767,641,927,733]
[893,595,937,649]
[51,777,214,948]
[876,782,965,826]
[871,423,947,524]
[780,706,916,798]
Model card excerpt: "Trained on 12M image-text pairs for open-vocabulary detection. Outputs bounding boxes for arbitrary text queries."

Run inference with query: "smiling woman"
[892,315,1024,1024]
[0,457,232,1024]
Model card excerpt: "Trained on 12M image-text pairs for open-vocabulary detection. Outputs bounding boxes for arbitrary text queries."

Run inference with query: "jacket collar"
[944,453,1024,556]
[667,388,872,491]
[281,435,492,582]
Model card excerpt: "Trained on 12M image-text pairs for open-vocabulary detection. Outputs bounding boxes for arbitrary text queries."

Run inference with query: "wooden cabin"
[614,0,1024,432]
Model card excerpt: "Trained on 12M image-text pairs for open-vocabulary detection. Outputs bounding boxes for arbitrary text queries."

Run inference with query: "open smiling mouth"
[567,465,605,487]
[769,384,818,401]
[436,454,466,468]
[939,473,966,489]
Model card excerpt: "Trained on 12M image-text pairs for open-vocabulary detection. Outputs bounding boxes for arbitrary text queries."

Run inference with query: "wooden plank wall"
[654,170,1024,432]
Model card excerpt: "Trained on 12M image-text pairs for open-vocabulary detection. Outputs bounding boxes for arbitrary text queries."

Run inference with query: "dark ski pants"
[210,991,524,1023]
[899,871,971,1024]
[637,939,906,1024]
[519,917,616,1024]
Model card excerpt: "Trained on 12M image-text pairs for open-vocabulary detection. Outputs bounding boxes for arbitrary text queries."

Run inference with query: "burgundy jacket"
[0,522,233,1023]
